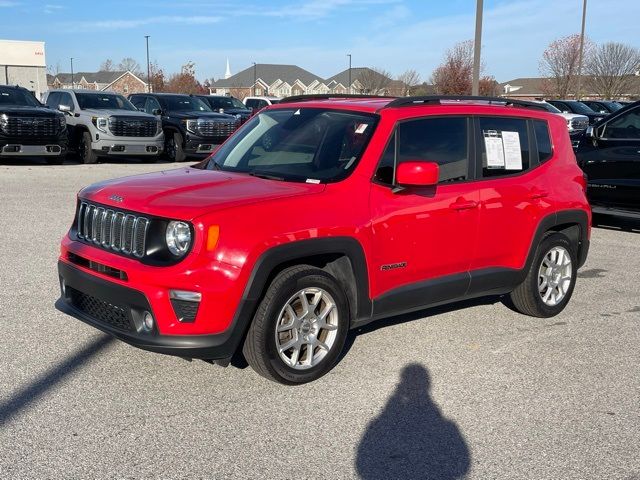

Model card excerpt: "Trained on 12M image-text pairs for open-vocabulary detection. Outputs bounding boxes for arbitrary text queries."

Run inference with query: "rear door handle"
[529,191,549,200]
[450,199,478,211]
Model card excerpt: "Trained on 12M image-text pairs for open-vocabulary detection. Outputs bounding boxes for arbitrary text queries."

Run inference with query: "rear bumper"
[57,260,239,360]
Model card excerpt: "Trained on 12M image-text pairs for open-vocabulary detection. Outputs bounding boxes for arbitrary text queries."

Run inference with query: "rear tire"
[243,265,350,385]
[508,232,577,318]
[78,131,98,164]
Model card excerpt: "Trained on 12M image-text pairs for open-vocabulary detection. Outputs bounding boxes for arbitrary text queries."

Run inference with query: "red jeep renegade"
[57,95,591,384]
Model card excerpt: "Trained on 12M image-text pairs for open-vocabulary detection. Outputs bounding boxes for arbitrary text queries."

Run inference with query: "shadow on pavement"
[0,334,114,427]
[356,363,470,480]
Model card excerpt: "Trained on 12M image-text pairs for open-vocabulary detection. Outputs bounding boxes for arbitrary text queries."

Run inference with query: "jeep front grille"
[109,116,157,137]
[197,120,238,138]
[76,202,149,258]
[1,115,58,137]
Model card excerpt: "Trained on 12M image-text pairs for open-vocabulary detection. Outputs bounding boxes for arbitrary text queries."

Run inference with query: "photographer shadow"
[356,363,470,480]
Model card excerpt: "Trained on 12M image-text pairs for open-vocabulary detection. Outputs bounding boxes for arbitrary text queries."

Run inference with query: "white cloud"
[44,4,64,14]
[67,15,222,31]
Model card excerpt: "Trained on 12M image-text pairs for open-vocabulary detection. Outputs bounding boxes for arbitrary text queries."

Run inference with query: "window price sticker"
[483,130,523,170]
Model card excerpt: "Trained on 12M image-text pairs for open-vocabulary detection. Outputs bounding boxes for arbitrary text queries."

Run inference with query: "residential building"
[0,39,48,99]
[46,70,148,95]
[501,76,640,101]
[326,68,404,96]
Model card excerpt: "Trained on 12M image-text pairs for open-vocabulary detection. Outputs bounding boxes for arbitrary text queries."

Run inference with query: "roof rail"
[382,95,547,112]
[279,93,395,104]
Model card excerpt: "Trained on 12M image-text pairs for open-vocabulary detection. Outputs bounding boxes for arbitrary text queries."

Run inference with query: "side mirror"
[585,126,595,138]
[152,108,163,116]
[219,108,225,114]
[396,161,439,187]
[58,104,72,114]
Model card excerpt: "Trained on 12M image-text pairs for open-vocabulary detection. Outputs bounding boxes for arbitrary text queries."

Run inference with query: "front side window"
[375,116,469,185]
[604,107,640,139]
[205,108,377,183]
[76,93,136,111]
[59,92,74,111]
[479,117,530,177]
[129,95,146,109]
[145,97,162,115]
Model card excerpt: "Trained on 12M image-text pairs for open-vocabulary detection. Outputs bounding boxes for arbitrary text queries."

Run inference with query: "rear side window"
[479,117,530,177]
[375,117,469,184]
[533,120,553,162]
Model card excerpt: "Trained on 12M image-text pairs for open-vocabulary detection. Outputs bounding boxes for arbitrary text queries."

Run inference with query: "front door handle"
[450,199,478,211]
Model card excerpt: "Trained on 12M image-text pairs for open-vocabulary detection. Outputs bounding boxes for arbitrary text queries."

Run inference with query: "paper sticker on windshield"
[355,123,368,134]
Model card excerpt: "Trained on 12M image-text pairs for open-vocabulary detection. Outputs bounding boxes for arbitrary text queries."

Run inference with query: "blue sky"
[1,0,639,82]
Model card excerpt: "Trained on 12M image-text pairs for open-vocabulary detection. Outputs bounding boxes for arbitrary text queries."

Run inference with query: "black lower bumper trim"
[57,260,236,360]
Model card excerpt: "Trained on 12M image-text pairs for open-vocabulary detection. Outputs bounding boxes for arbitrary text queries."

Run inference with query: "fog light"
[142,311,154,332]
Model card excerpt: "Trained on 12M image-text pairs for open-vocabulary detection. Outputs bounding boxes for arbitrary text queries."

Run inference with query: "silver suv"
[44,90,164,163]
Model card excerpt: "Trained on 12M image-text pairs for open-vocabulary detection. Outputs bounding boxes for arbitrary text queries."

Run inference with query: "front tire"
[78,131,98,164]
[165,131,186,162]
[243,265,350,384]
[508,232,577,318]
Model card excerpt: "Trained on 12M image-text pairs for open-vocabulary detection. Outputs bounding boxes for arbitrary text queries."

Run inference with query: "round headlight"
[166,221,191,256]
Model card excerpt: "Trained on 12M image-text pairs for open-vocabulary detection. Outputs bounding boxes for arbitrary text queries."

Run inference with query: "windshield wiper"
[248,171,286,181]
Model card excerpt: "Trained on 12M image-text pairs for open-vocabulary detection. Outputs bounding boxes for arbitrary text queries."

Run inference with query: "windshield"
[568,101,596,114]
[76,93,137,111]
[206,96,247,110]
[0,87,41,107]
[161,95,211,112]
[205,108,377,183]
[604,101,622,111]
[541,102,561,113]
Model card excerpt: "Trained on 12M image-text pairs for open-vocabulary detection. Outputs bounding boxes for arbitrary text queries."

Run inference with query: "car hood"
[0,105,61,117]
[79,167,325,220]
[82,108,156,119]
[168,111,235,120]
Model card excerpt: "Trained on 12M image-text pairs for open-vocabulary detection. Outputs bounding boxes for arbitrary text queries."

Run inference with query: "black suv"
[547,100,607,125]
[0,85,67,164]
[575,101,640,218]
[580,100,623,115]
[129,93,239,162]
[196,95,252,124]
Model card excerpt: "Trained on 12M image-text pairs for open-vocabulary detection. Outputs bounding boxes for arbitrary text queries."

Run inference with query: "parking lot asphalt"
[0,159,639,480]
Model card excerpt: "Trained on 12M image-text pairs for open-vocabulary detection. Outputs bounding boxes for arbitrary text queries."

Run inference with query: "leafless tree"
[396,69,421,96]
[118,57,142,75]
[539,34,593,98]
[46,62,61,76]
[358,68,393,94]
[100,59,114,72]
[430,40,476,95]
[586,42,640,99]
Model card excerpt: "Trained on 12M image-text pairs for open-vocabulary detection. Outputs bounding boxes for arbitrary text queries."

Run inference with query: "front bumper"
[57,260,239,360]
[92,136,164,156]
[0,143,66,156]
[184,134,229,155]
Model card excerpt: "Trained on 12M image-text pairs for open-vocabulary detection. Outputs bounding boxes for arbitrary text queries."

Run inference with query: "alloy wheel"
[538,246,573,306]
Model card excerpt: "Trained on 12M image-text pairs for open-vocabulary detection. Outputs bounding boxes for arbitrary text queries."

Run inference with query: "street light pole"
[575,0,588,100]
[347,54,352,94]
[253,62,257,96]
[145,35,151,93]
[70,58,74,88]
[471,0,483,96]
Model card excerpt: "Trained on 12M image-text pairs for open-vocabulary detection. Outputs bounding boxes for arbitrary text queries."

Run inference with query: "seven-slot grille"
[77,202,149,258]
[197,120,238,138]
[109,116,157,137]
[2,115,58,137]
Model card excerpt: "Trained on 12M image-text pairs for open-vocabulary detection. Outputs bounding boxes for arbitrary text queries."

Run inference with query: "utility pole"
[70,58,74,88]
[145,35,151,92]
[253,62,257,96]
[575,0,588,100]
[471,0,483,96]
[347,54,352,94]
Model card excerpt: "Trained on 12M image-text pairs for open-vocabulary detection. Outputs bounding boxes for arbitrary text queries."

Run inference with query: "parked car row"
[0,85,252,164]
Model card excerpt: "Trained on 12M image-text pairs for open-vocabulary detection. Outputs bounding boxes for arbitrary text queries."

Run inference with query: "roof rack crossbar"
[382,95,547,111]
[279,93,395,104]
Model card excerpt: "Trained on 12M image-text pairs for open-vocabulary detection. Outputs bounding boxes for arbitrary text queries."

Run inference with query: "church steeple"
[224,59,231,79]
